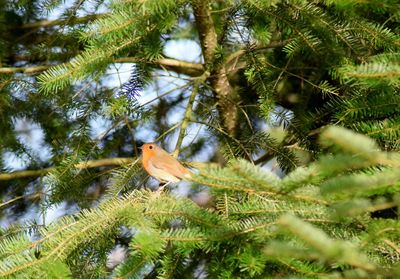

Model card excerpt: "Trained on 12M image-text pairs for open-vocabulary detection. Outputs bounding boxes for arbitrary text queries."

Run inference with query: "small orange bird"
[141,143,192,189]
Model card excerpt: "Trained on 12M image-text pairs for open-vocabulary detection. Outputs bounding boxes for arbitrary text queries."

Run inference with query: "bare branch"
[0,157,134,181]
[0,157,217,181]
[115,57,204,76]
[0,65,51,74]
[0,58,204,77]
[19,14,107,29]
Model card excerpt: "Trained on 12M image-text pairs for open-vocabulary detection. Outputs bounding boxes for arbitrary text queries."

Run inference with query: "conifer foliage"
[0,0,400,278]
[1,127,400,277]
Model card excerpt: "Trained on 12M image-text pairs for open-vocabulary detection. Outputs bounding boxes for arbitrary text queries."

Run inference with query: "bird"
[141,143,192,191]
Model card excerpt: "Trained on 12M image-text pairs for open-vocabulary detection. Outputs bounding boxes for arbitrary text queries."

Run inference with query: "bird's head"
[140,143,161,159]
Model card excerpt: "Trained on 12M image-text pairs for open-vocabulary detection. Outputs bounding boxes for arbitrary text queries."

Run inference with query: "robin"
[141,143,191,191]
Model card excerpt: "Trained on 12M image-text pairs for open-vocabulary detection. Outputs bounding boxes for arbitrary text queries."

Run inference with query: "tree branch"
[0,65,51,74]
[2,43,287,77]
[115,57,204,77]
[19,14,107,29]
[0,157,216,181]
[0,58,204,77]
[0,158,134,181]
[173,79,201,157]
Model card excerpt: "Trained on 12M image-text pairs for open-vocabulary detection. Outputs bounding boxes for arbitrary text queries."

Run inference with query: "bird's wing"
[150,154,191,180]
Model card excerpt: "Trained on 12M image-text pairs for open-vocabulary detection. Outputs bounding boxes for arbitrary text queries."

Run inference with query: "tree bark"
[192,0,239,136]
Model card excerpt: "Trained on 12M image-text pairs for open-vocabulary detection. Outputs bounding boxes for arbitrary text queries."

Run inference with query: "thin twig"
[383,239,400,254]
[155,123,181,142]
[173,80,200,158]
[0,193,42,209]
[140,82,192,108]
[225,40,290,65]
[194,120,253,161]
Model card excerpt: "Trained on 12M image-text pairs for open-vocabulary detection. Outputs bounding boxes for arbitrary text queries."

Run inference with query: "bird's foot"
[155,182,170,193]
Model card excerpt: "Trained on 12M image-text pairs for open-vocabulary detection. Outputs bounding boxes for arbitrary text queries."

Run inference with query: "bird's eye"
[149,145,153,149]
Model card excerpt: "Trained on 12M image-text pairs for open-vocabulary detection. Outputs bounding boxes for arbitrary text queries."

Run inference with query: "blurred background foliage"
[0,0,400,277]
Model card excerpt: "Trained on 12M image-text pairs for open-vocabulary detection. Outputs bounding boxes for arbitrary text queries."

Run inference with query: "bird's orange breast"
[142,148,155,173]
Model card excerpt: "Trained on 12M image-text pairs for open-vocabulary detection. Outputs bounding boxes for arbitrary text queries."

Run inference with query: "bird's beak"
[138,146,143,150]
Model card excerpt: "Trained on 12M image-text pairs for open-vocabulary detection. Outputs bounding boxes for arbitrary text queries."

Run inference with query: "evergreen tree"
[0,0,400,277]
